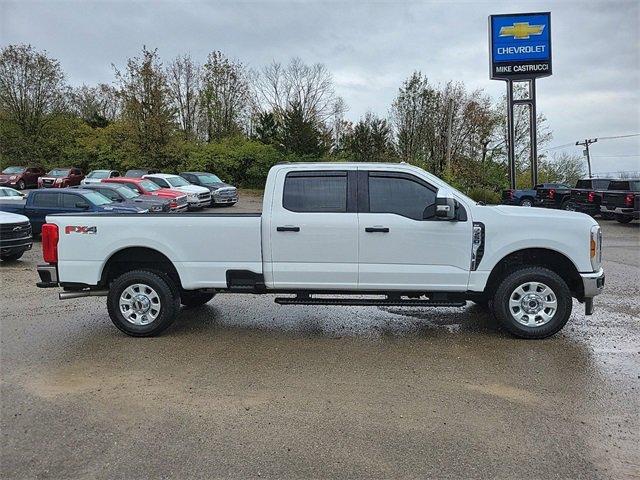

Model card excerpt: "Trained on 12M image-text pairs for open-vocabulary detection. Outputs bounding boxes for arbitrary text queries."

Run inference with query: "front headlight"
[9,175,16,180]
[590,225,602,270]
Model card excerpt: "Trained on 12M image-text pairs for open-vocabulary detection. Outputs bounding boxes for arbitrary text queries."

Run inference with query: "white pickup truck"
[37,163,605,339]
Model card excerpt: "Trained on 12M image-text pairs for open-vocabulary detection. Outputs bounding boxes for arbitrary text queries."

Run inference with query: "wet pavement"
[1,197,639,479]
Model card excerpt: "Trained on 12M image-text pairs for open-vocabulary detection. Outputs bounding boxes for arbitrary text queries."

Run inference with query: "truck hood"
[173,185,210,195]
[97,204,145,213]
[0,211,29,223]
[477,204,598,227]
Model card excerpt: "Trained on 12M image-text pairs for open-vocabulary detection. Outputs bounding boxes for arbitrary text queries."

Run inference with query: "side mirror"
[435,195,457,221]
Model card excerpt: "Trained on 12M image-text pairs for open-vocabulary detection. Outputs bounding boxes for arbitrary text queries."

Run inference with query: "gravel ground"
[1,197,638,479]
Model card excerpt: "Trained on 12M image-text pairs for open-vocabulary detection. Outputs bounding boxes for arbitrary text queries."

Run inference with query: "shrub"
[466,187,501,205]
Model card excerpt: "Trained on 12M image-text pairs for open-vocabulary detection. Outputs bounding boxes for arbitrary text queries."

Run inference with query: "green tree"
[114,46,176,165]
[280,102,324,156]
[254,111,280,145]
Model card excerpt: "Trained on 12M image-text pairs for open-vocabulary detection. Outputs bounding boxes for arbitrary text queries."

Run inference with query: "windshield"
[84,191,112,206]
[2,166,26,174]
[166,177,190,187]
[196,174,222,185]
[116,186,138,199]
[87,170,111,179]
[48,169,70,177]
[139,180,161,191]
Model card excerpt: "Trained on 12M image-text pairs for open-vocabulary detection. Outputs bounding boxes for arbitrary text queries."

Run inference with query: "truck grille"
[0,221,32,240]
[41,178,55,187]
[198,192,211,200]
[214,187,237,199]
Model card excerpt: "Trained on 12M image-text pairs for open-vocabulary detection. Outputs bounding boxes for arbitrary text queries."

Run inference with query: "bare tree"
[69,83,120,127]
[167,54,201,139]
[199,51,251,141]
[0,44,67,136]
[253,58,345,124]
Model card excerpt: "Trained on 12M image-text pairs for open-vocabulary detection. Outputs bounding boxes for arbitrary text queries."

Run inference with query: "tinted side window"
[32,193,59,207]
[575,180,590,189]
[61,193,84,208]
[593,180,610,190]
[283,173,347,213]
[368,174,436,220]
[99,189,119,201]
[608,181,629,191]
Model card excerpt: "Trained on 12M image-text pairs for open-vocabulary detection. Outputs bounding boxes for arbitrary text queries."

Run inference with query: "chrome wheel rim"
[509,282,557,327]
[521,200,532,207]
[119,283,161,325]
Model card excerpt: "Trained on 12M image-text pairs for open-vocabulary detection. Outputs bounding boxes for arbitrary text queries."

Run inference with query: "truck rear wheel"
[616,215,633,224]
[107,270,180,337]
[492,267,572,339]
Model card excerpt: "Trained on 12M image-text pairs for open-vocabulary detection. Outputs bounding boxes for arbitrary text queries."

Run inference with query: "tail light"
[548,189,556,199]
[42,223,59,263]
[587,191,595,202]
[507,189,514,200]
[625,193,634,207]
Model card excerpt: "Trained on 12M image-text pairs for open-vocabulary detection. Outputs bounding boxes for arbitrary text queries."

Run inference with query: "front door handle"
[365,227,390,233]
[277,226,300,232]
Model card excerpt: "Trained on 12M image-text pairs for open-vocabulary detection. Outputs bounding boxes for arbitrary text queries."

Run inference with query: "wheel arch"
[100,246,183,289]
[484,248,583,300]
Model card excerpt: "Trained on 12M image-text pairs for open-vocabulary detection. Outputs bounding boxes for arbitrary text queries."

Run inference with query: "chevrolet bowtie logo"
[499,22,545,40]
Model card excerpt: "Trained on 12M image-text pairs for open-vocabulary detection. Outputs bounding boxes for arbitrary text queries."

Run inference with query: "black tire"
[0,251,24,262]
[561,199,572,210]
[491,267,572,339]
[519,198,533,207]
[616,215,633,224]
[107,269,180,337]
[181,291,215,308]
[17,180,26,190]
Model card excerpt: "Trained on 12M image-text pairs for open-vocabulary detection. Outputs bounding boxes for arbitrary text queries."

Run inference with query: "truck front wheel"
[107,270,180,337]
[492,267,572,339]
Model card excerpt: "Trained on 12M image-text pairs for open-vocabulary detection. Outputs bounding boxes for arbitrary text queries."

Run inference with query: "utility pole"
[576,138,597,178]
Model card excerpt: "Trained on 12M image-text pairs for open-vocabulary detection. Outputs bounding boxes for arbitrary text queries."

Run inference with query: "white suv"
[143,174,211,209]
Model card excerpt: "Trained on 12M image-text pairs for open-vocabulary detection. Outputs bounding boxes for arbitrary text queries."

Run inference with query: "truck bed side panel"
[48,214,262,289]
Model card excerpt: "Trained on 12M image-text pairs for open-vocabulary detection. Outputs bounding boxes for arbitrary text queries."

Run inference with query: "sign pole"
[506,79,517,190]
[529,79,538,187]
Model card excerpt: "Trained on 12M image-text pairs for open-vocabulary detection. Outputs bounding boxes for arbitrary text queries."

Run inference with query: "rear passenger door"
[26,193,61,232]
[268,170,359,289]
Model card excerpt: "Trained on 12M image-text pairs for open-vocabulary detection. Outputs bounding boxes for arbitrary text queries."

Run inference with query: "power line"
[544,133,640,152]
[591,154,640,158]
[598,133,640,141]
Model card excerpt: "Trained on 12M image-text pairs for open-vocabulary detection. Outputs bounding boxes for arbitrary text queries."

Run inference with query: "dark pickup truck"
[601,179,640,223]
[0,188,146,233]
[536,183,572,209]
[501,187,538,206]
[569,178,612,216]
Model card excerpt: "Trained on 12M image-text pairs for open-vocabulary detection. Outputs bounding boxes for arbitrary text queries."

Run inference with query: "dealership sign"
[489,12,552,79]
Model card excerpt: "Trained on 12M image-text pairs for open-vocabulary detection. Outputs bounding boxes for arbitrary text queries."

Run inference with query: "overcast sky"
[2,0,639,174]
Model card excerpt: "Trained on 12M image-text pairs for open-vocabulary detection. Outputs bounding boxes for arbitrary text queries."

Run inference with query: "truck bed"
[46,212,263,289]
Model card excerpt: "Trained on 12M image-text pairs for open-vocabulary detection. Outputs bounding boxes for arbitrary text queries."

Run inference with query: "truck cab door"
[357,170,472,292]
[267,170,359,289]
[27,192,61,232]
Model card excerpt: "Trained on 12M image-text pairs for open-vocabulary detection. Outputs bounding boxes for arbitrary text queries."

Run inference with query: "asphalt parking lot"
[1,197,639,479]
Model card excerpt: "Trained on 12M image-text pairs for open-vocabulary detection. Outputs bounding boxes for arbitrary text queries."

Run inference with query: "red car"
[102,177,188,211]
[38,168,84,188]
[0,166,46,190]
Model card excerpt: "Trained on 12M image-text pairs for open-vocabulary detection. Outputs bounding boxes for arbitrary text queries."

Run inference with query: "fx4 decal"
[65,226,97,235]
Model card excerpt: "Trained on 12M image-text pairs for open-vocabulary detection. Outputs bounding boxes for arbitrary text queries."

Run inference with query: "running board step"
[274,297,466,307]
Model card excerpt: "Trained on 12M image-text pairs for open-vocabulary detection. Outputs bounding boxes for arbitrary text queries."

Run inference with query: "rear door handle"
[277,226,300,232]
[365,227,389,233]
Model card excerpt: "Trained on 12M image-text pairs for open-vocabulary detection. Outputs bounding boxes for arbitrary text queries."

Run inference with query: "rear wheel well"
[101,247,182,289]
[484,248,583,300]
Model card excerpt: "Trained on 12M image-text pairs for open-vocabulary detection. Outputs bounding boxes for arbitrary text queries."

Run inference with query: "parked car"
[38,168,84,188]
[179,171,238,206]
[102,177,188,212]
[568,178,612,216]
[501,187,538,207]
[123,168,160,178]
[36,162,604,340]
[0,188,146,233]
[535,183,572,209]
[79,183,171,212]
[601,179,640,223]
[0,166,45,190]
[0,211,32,261]
[0,187,26,200]
[143,173,211,209]
[81,170,120,185]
